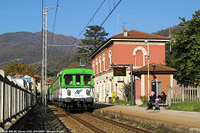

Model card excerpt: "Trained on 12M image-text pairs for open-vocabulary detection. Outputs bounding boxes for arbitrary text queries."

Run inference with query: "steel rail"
[85,112,152,133]
[66,112,106,133]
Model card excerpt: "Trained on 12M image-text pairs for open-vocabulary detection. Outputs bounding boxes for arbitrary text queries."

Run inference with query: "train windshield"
[84,74,91,85]
[64,74,73,85]
[76,75,80,85]
[64,74,92,86]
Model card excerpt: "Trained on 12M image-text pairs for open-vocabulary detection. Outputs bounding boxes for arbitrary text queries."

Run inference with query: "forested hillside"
[0,31,80,69]
[152,25,185,37]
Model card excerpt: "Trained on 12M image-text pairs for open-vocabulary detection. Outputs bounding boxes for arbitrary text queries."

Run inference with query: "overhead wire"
[66,0,123,68]
[100,0,122,27]
[48,0,60,61]
[50,0,59,46]
[67,0,123,67]
[46,0,122,68]
[66,0,106,61]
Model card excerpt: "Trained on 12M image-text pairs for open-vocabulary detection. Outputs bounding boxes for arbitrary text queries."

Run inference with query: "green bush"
[121,82,131,101]
[140,96,148,107]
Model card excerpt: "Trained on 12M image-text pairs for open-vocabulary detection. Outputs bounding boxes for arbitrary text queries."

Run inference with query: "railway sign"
[113,67,126,76]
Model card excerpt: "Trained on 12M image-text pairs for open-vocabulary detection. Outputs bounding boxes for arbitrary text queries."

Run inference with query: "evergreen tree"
[76,25,109,67]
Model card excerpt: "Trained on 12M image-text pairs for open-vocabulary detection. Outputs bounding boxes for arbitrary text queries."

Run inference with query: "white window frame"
[99,56,101,72]
[103,54,105,71]
[93,61,95,75]
[96,58,98,73]
[109,50,112,65]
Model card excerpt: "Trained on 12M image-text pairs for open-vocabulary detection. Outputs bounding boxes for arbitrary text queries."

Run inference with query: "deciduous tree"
[4,61,34,76]
[168,10,200,86]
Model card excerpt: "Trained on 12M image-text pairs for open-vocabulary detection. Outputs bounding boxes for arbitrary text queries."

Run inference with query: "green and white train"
[47,68,94,111]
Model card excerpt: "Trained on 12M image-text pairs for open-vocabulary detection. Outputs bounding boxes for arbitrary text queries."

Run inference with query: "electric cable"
[100,0,122,27]
[66,0,106,61]
[67,0,122,68]
[48,0,60,58]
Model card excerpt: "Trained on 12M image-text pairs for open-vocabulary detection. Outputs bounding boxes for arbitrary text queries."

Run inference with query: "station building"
[89,29,176,104]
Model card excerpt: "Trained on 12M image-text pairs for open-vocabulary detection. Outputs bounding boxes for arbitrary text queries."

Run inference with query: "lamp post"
[145,40,150,100]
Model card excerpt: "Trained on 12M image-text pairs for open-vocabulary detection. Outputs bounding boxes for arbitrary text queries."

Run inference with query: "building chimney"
[124,29,128,37]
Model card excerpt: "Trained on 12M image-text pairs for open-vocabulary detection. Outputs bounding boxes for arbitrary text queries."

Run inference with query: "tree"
[76,25,109,67]
[4,61,34,76]
[168,10,200,86]
[120,82,131,101]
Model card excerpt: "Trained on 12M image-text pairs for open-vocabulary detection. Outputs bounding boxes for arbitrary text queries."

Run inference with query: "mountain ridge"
[0,31,80,69]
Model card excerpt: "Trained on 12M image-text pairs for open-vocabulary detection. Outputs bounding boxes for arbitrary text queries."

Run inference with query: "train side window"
[84,74,91,85]
[64,74,73,85]
[76,75,81,85]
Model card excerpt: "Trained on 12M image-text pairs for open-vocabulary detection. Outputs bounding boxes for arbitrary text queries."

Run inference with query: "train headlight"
[67,89,71,96]
[86,89,90,96]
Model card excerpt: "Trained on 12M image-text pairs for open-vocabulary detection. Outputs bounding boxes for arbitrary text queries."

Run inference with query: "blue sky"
[0,0,200,38]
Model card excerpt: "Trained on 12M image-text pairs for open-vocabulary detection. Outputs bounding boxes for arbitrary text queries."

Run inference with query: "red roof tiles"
[133,63,176,74]
[112,30,168,40]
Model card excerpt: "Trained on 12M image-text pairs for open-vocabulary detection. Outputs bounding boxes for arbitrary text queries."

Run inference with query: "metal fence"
[168,86,200,105]
[0,70,37,129]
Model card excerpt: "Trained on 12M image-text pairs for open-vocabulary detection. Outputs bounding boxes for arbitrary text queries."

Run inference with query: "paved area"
[94,103,200,129]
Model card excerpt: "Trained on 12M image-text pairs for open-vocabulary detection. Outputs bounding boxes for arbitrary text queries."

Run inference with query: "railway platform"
[94,103,200,132]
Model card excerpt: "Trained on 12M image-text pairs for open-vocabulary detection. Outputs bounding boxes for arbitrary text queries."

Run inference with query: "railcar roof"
[62,68,93,75]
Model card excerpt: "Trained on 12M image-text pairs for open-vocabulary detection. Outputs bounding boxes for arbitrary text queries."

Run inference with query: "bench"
[152,102,168,109]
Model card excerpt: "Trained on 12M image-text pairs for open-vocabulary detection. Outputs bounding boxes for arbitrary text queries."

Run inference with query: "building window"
[99,56,101,72]
[103,54,105,71]
[93,61,95,75]
[133,46,147,67]
[109,50,112,65]
[96,58,98,74]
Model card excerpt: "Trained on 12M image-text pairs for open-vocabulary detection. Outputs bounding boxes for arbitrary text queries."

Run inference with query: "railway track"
[66,112,106,133]
[49,105,152,133]
[84,112,151,133]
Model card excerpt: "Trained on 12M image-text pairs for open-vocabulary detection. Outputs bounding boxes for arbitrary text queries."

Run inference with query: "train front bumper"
[65,97,93,103]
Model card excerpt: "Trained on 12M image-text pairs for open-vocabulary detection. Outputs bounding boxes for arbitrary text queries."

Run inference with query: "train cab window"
[64,74,73,85]
[84,74,91,85]
[76,75,81,85]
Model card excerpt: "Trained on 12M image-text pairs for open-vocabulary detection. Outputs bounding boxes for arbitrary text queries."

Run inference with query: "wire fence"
[168,86,200,105]
[0,70,37,129]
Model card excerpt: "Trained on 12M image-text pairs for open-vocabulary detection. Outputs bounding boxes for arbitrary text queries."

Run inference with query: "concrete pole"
[44,7,48,106]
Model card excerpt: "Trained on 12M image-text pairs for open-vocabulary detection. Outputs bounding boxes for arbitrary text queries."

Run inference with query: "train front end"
[62,68,94,111]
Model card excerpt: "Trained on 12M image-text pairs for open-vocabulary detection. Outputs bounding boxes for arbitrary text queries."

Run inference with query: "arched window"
[133,46,147,67]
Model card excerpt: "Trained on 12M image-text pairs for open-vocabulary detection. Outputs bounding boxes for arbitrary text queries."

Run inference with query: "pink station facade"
[89,29,174,105]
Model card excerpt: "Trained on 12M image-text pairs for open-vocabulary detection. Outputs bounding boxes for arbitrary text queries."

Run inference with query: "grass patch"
[168,102,200,112]
[112,100,131,105]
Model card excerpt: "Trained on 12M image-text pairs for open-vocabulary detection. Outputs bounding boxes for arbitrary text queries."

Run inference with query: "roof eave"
[89,38,169,59]
[133,71,176,75]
